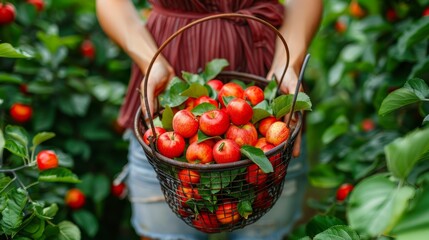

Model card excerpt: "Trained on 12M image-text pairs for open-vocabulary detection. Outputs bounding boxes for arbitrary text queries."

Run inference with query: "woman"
[96,0,322,239]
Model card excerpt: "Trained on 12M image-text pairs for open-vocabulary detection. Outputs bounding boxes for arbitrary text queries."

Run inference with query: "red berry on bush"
[36,150,59,170]
[0,3,16,25]
[361,118,375,132]
[80,40,95,59]
[336,183,354,202]
[27,0,45,12]
[386,8,397,22]
[10,103,33,123]
[111,182,127,199]
[423,7,429,17]
[65,188,86,210]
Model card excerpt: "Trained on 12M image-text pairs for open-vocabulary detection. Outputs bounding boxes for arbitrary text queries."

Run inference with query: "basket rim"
[133,71,302,171]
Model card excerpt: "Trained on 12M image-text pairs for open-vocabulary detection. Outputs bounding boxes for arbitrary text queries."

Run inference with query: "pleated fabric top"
[119,0,285,129]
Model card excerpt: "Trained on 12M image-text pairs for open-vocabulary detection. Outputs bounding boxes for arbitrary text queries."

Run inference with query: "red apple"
[213,139,241,164]
[111,182,127,199]
[218,82,244,107]
[245,164,268,186]
[27,0,45,12]
[386,8,397,22]
[335,20,347,33]
[253,190,272,210]
[178,169,201,186]
[225,122,258,147]
[258,116,277,137]
[9,103,32,123]
[261,143,279,162]
[172,109,199,138]
[226,98,253,125]
[192,211,220,233]
[177,185,201,207]
[185,141,214,164]
[361,118,375,132]
[156,132,186,158]
[269,157,286,185]
[0,3,16,25]
[195,95,219,109]
[424,7,429,16]
[183,97,196,111]
[207,79,224,92]
[143,126,166,145]
[244,86,264,106]
[255,137,269,149]
[215,201,241,225]
[199,109,230,136]
[336,183,354,202]
[349,0,366,18]
[265,121,290,146]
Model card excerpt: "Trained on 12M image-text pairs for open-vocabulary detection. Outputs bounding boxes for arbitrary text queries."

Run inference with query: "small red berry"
[336,183,354,202]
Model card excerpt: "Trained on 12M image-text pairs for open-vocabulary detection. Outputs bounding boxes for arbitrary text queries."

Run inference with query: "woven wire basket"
[134,13,303,233]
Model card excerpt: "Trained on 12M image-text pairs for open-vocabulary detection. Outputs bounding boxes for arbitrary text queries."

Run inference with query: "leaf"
[72,210,99,237]
[313,225,360,240]
[391,188,429,240]
[321,115,349,144]
[264,78,278,102]
[161,106,174,131]
[385,127,429,180]
[251,108,273,124]
[272,93,312,119]
[22,217,45,239]
[240,146,273,173]
[180,83,208,98]
[181,71,205,85]
[404,78,429,99]
[0,73,23,84]
[347,174,415,237]
[0,188,28,230]
[56,221,81,240]
[38,168,80,183]
[397,17,429,56]
[0,43,33,58]
[201,59,229,81]
[42,203,59,219]
[305,215,345,238]
[200,169,242,194]
[32,132,56,148]
[237,200,253,219]
[308,164,345,188]
[378,88,421,116]
[191,103,217,116]
[4,139,27,158]
[5,125,28,147]
[159,77,189,107]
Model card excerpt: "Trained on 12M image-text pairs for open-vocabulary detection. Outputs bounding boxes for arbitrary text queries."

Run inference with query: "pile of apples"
[143,79,290,164]
[142,78,291,231]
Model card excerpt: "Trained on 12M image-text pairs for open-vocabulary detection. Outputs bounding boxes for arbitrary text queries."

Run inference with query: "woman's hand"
[139,61,174,120]
[267,65,303,158]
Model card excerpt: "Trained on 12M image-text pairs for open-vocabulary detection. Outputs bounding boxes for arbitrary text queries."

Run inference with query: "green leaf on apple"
[222,96,235,106]
[237,200,253,219]
[240,146,273,173]
[252,100,273,124]
[180,83,208,98]
[272,92,312,119]
[161,106,174,131]
[201,58,229,82]
[181,71,205,85]
[230,79,247,89]
[191,103,217,116]
[197,187,218,204]
[196,130,222,143]
[159,77,189,107]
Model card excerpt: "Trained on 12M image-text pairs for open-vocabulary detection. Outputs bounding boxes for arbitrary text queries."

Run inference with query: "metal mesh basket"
[133,13,303,233]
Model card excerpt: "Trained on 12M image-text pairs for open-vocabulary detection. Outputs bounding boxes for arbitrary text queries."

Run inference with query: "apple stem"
[218,142,225,151]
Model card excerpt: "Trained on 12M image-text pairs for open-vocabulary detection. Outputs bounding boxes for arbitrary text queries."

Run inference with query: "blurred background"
[1,0,428,239]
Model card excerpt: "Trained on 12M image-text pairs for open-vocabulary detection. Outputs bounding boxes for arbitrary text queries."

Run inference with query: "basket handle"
[142,13,292,133]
